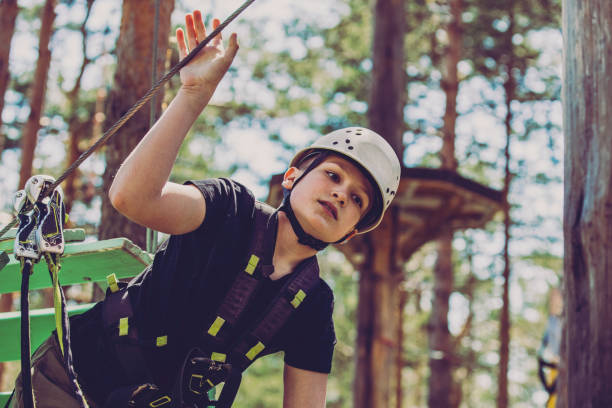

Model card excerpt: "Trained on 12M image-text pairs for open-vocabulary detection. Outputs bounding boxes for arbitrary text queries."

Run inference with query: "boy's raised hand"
[176,10,239,93]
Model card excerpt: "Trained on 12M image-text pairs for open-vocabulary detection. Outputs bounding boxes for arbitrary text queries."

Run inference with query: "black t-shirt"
[69,178,336,403]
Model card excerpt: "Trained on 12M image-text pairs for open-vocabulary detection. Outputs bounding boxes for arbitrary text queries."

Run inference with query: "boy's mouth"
[318,200,337,220]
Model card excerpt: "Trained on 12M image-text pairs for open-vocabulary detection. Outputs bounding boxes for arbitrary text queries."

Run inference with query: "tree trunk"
[354,208,401,408]
[497,4,515,408]
[367,0,406,161]
[354,0,405,406]
[396,289,407,408]
[562,0,612,406]
[98,0,174,247]
[428,227,455,408]
[428,1,461,406]
[0,0,18,154]
[63,0,95,213]
[18,0,56,188]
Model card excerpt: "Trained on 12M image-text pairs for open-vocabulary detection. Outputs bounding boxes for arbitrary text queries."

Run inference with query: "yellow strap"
[290,289,307,308]
[119,317,129,336]
[149,395,171,407]
[189,374,204,395]
[244,254,259,275]
[211,352,226,362]
[246,341,265,360]
[206,379,214,387]
[156,335,168,347]
[107,273,119,293]
[208,316,225,337]
[50,263,65,355]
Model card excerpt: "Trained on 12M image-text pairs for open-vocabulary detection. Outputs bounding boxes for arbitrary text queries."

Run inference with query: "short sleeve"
[186,178,254,232]
[283,280,336,373]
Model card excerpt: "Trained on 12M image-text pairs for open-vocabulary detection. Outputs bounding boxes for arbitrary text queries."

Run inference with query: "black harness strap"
[203,201,277,348]
[102,280,154,384]
[101,200,323,407]
[229,256,319,373]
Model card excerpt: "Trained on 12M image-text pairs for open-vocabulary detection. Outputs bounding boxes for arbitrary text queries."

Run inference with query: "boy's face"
[282,155,374,243]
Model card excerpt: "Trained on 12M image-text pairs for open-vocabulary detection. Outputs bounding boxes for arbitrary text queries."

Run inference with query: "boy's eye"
[352,194,363,207]
[326,171,339,182]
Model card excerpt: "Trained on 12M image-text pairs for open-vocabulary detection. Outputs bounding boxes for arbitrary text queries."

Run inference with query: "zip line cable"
[0,0,256,240]
[146,0,161,254]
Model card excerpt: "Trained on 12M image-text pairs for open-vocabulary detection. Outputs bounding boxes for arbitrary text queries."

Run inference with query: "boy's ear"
[282,167,302,190]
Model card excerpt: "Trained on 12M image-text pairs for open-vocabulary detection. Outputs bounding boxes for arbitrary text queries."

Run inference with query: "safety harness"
[538,314,561,408]
[10,176,89,408]
[100,201,321,407]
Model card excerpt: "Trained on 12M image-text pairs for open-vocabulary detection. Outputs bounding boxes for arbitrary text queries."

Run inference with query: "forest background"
[0,0,563,407]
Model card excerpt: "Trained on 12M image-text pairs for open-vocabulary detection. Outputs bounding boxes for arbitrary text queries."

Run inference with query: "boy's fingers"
[227,33,239,59]
[185,13,198,51]
[176,28,187,59]
[212,18,222,46]
[193,10,206,42]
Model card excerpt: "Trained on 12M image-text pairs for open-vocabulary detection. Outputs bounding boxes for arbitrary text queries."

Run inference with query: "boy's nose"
[332,191,346,206]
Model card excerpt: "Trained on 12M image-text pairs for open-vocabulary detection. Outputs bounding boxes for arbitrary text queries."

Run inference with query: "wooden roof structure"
[267,167,503,260]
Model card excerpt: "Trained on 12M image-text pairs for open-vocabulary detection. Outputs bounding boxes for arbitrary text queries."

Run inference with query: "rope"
[0,0,257,240]
[20,259,34,408]
[146,0,161,254]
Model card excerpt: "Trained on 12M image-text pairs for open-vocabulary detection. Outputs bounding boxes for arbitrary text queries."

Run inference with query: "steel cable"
[0,0,256,239]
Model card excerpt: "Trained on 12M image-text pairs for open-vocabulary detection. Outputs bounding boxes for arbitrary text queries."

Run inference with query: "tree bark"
[497,4,515,407]
[562,0,612,406]
[63,0,95,213]
[18,0,56,188]
[0,0,18,154]
[367,0,406,161]
[99,0,174,247]
[428,227,455,408]
[354,0,405,406]
[354,208,401,408]
[427,1,461,406]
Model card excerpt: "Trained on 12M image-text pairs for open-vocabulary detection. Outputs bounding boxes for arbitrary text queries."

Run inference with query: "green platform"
[0,238,152,293]
[0,229,152,405]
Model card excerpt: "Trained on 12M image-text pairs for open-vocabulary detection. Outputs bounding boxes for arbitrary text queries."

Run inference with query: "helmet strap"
[279,150,361,251]
[279,191,329,251]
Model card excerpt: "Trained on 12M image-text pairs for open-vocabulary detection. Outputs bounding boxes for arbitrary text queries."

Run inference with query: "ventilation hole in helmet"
[332,141,338,145]
[346,130,352,133]
[391,191,395,195]
[348,146,354,150]
[387,200,390,205]
[345,139,351,143]
[386,188,390,193]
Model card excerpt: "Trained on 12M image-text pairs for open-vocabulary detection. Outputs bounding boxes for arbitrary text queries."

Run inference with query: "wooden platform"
[0,303,94,363]
[268,166,503,258]
[0,228,152,404]
[0,238,152,294]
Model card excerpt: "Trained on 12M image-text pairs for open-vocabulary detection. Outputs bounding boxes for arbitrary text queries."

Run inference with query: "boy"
[9,10,400,408]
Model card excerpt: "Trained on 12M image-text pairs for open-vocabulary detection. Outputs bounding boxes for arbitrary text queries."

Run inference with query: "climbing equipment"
[1,2,259,406]
[12,175,89,408]
[538,313,561,408]
[279,127,402,251]
[100,202,321,407]
[0,0,258,242]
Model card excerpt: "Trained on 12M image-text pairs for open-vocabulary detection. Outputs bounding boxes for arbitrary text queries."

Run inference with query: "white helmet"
[290,127,401,233]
